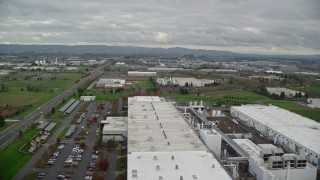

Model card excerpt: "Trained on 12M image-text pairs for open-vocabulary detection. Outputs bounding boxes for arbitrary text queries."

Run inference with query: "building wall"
[128,71,157,76]
[200,129,221,157]
[103,135,125,142]
[231,107,320,166]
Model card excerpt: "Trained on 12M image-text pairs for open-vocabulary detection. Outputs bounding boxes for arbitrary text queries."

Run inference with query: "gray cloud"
[0,0,319,54]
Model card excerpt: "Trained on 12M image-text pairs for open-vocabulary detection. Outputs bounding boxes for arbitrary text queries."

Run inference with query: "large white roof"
[127,96,231,179]
[128,151,232,180]
[232,105,320,155]
[102,117,127,134]
[128,96,207,152]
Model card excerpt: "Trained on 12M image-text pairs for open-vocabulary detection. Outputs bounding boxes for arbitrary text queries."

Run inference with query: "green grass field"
[209,90,271,101]
[0,127,38,180]
[161,90,271,104]
[307,84,320,95]
[161,93,217,104]
[90,92,121,102]
[265,101,320,122]
[138,81,154,90]
[0,73,83,119]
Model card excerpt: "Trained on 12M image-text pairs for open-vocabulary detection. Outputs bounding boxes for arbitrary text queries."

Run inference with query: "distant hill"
[0,44,319,60]
[0,44,237,56]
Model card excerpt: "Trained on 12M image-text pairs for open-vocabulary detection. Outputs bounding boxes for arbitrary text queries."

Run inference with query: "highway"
[0,64,107,151]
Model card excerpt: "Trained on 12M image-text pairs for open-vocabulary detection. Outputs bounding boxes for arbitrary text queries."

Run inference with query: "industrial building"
[127,71,157,77]
[127,96,231,180]
[266,87,304,97]
[233,139,317,180]
[231,105,320,166]
[156,77,218,87]
[80,96,96,101]
[96,78,126,88]
[148,67,185,72]
[101,117,127,142]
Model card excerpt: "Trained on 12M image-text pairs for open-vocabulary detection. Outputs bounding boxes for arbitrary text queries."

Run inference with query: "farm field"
[0,73,83,119]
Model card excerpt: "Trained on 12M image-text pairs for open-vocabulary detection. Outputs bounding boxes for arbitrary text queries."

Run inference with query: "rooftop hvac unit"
[294,155,307,168]
[272,148,284,156]
[281,154,295,168]
[268,156,283,169]
[260,149,273,161]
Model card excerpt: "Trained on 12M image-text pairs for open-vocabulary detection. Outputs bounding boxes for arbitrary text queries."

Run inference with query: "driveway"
[105,149,118,180]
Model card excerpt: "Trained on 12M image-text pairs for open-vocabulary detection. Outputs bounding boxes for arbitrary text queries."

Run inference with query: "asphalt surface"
[105,150,118,180]
[0,64,108,151]
[14,101,100,180]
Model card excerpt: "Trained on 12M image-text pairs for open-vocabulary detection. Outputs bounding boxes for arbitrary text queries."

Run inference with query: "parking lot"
[13,101,107,180]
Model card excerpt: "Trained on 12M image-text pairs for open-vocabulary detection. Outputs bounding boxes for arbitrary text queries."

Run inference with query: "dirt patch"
[0,104,33,118]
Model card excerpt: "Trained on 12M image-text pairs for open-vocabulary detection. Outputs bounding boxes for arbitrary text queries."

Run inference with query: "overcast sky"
[0,0,319,55]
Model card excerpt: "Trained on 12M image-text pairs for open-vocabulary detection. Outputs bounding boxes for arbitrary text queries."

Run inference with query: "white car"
[84,175,93,180]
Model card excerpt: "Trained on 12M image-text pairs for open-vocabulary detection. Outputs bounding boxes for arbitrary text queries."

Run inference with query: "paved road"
[105,150,118,180]
[0,64,108,151]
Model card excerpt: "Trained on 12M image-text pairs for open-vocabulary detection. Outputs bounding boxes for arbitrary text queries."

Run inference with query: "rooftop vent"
[156,165,160,171]
[192,175,198,180]
[212,164,215,168]
[132,170,138,178]
[180,176,183,180]
[167,142,170,145]
[159,176,163,180]
[154,156,158,160]
[172,155,174,160]
[175,165,179,169]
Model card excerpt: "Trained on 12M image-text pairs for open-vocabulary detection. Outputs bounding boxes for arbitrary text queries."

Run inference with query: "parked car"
[92,154,98,159]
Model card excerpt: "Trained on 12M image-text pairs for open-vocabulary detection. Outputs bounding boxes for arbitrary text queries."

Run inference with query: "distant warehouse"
[157,77,218,87]
[231,104,320,166]
[96,78,126,88]
[127,71,156,77]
